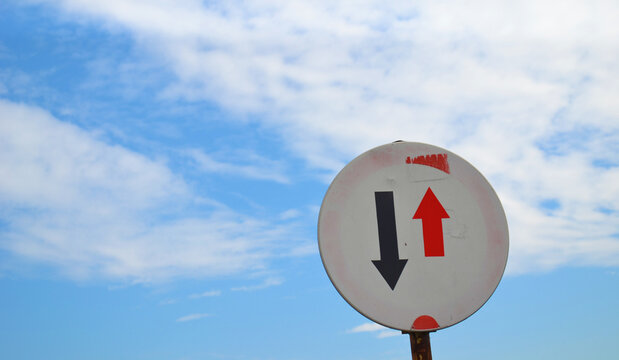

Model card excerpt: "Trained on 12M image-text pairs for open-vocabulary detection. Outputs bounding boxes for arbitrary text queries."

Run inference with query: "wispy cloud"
[279,209,301,221]
[176,313,210,322]
[187,149,290,184]
[0,100,300,282]
[348,323,384,333]
[189,290,222,299]
[8,0,619,274]
[159,299,178,306]
[231,277,283,292]
[348,322,399,339]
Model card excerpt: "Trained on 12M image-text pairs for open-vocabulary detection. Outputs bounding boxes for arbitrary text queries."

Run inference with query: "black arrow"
[372,191,408,290]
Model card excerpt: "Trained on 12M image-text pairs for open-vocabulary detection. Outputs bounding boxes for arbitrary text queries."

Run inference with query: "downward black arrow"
[372,191,408,290]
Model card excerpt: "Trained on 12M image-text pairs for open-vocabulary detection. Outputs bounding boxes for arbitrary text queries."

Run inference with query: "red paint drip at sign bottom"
[412,315,439,330]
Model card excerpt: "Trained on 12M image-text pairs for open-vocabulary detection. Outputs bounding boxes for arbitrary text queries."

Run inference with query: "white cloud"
[0,100,186,210]
[348,322,399,339]
[176,313,210,322]
[377,331,400,339]
[279,209,301,221]
[189,290,222,299]
[348,323,385,333]
[0,100,299,282]
[231,277,283,292]
[19,0,619,273]
[187,149,289,184]
[160,298,178,305]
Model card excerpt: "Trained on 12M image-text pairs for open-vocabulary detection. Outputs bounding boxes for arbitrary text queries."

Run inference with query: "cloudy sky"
[1,1,617,359]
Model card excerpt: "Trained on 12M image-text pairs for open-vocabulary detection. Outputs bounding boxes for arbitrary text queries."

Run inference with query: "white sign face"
[318,142,508,332]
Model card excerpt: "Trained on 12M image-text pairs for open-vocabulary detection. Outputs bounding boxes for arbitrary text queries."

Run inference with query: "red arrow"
[413,187,450,257]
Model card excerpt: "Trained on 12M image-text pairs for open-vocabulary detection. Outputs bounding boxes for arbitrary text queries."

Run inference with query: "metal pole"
[407,331,432,360]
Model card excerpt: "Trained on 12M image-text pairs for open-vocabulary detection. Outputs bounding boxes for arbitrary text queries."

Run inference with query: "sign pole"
[406,332,432,360]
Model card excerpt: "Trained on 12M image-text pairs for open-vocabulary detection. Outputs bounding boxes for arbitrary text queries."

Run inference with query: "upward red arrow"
[413,187,450,257]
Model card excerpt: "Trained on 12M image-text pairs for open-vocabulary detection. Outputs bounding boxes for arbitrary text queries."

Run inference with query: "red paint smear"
[412,315,440,330]
[406,154,450,174]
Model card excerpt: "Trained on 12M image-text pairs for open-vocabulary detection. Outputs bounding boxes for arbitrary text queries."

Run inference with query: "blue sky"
[0,1,617,359]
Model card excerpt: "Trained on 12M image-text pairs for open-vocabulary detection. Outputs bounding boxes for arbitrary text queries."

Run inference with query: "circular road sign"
[318,142,509,332]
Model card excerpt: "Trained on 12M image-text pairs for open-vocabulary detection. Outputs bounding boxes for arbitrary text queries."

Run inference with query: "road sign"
[318,142,509,331]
